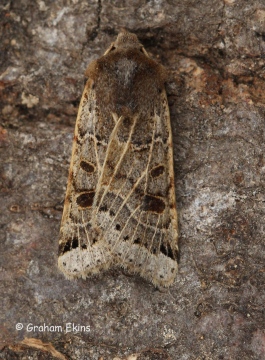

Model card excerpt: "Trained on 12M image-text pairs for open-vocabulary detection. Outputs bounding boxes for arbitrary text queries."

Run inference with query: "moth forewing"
[58,30,178,287]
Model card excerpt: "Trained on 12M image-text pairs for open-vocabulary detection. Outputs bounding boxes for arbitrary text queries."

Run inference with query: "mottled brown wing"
[58,80,113,278]
[94,90,178,287]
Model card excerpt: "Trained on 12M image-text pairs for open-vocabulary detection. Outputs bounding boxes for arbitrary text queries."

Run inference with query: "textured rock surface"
[1,0,265,359]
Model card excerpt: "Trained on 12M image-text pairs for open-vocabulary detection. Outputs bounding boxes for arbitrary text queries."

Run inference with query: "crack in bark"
[90,0,102,41]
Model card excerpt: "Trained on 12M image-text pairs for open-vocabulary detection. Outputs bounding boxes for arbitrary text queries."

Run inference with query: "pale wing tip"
[111,245,178,288]
[58,246,112,280]
[58,249,177,287]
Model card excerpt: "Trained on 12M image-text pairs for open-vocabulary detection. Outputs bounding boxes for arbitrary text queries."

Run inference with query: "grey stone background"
[0,0,265,359]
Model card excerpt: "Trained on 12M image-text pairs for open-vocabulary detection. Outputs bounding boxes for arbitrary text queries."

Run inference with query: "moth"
[58,30,178,287]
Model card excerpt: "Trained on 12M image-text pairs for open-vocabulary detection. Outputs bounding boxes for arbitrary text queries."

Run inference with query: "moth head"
[114,30,144,52]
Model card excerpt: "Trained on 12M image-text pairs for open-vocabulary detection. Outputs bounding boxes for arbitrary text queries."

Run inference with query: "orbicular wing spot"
[80,160,96,173]
[150,165,165,178]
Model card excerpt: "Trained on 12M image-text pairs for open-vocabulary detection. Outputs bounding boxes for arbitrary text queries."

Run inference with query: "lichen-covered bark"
[1,0,265,359]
